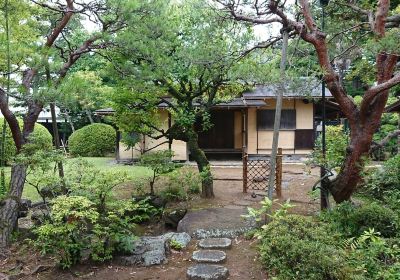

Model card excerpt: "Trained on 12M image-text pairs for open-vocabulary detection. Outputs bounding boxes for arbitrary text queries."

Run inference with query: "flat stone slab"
[187,264,229,280]
[177,207,256,238]
[116,232,191,267]
[198,238,232,250]
[192,250,226,263]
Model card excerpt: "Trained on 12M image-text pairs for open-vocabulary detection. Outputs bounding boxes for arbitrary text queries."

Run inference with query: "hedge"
[68,123,115,157]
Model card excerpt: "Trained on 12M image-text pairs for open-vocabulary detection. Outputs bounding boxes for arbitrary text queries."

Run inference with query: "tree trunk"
[330,128,374,202]
[86,110,94,124]
[50,103,66,194]
[187,130,214,198]
[64,110,75,133]
[0,164,27,249]
[267,28,288,199]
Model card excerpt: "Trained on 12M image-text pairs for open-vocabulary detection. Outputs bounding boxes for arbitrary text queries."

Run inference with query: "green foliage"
[259,215,351,280]
[256,199,400,279]
[139,150,177,194]
[343,229,400,279]
[310,125,349,170]
[32,159,159,268]
[160,184,187,202]
[30,158,158,267]
[0,117,52,164]
[56,71,113,112]
[159,167,201,202]
[121,131,140,152]
[372,111,399,159]
[169,239,183,250]
[68,123,115,157]
[110,0,260,145]
[139,150,176,174]
[19,149,65,202]
[363,155,400,200]
[242,197,294,224]
[321,202,399,238]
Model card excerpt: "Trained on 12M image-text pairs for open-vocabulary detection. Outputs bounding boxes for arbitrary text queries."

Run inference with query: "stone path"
[187,238,232,280]
[177,207,256,239]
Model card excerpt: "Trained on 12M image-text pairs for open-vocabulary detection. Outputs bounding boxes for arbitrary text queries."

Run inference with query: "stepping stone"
[192,250,226,264]
[187,264,229,280]
[198,238,232,250]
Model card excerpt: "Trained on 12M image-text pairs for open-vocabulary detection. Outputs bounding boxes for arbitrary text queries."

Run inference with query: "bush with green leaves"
[0,117,52,164]
[342,229,400,279]
[321,201,399,238]
[32,159,159,268]
[251,198,400,279]
[362,154,400,200]
[68,123,115,157]
[159,167,201,202]
[139,150,178,195]
[310,125,349,171]
[259,215,353,280]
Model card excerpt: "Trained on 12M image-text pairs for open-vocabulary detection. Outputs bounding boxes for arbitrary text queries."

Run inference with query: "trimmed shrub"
[68,123,115,157]
[321,201,399,238]
[0,117,53,163]
[259,215,353,280]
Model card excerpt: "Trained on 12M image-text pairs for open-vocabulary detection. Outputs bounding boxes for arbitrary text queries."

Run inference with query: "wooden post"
[275,148,283,198]
[243,147,248,193]
[115,129,121,161]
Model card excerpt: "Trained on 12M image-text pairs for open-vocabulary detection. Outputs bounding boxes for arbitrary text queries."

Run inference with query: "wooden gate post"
[275,148,283,198]
[243,148,248,193]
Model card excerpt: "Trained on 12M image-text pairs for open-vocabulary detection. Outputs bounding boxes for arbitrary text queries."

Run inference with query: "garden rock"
[177,207,256,238]
[117,232,189,267]
[187,264,229,280]
[164,208,187,229]
[192,250,226,263]
[163,232,191,248]
[198,238,232,250]
[133,195,166,209]
[117,236,168,266]
[39,185,61,199]
[18,199,32,218]
[31,208,50,226]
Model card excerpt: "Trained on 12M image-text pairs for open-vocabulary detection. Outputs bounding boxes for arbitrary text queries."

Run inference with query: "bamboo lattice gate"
[242,148,282,197]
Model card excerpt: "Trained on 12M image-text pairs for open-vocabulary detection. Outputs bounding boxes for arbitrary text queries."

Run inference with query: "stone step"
[187,264,229,280]
[198,238,232,250]
[192,250,226,264]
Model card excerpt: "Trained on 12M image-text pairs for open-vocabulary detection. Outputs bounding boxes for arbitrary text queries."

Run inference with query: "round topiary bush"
[0,117,53,163]
[68,123,115,157]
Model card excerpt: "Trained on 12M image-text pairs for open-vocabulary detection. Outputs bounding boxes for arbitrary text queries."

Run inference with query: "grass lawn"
[2,157,151,202]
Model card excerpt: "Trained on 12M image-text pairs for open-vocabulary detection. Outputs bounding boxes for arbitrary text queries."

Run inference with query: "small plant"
[242,197,293,225]
[169,239,183,250]
[309,125,349,171]
[139,150,177,195]
[121,131,141,158]
[159,167,202,202]
[168,167,201,195]
[160,185,187,202]
[17,149,65,203]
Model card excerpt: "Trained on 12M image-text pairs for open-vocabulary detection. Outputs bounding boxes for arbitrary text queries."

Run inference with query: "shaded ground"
[2,163,320,280]
[4,238,265,280]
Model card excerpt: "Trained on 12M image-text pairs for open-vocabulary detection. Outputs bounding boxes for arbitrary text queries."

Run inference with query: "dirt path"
[1,164,320,280]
